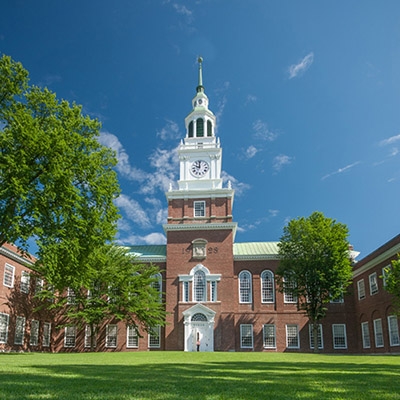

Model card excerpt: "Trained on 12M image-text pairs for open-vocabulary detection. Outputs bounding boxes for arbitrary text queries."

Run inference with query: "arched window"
[188,121,194,137]
[196,118,204,137]
[239,270,252,303]
[194,270,206,302]
[261,270,274,303]
[192,313,207,322]
[207,120,212,137]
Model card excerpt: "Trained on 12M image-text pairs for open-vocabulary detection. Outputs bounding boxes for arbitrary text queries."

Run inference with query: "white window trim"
[286,324,300,349]
[30,320,39,346]
[0,313,9,344]
[357,279,366,300]
[14,316,26,345]
[240,324,254,349]
[263,324,276,349]
[194,201,206,218]
[388,316,400,347]
[20,271,30,294]
[64,326,76,348]
[3,263,15,288]
[42,322,51,347]
[309,324,324,349]
[127,325,139,348]
[369,272,378,296]
[106,324,118,348]
[332,324,347,349]
[283,278,297,304]
[261,270,275,304]
[361,321,370,349]
[373,318,384,348]
[238,270,252,304]
[148,325,161,348]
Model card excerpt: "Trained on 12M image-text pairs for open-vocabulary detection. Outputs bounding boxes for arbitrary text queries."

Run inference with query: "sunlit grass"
[1,352,399,399]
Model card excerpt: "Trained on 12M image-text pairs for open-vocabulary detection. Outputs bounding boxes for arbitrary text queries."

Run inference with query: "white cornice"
[163,222,237,241]
[166,188,234,200]
[353,242,400,278]
[0,246,35,267]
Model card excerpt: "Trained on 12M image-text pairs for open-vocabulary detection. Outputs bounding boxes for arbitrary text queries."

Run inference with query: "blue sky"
[1,1,399,258]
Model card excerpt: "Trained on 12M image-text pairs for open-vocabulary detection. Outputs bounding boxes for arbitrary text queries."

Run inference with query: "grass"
[0,352,400,400]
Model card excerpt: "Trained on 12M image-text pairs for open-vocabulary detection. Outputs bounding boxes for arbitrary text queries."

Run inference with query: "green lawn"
[1,352,399,400]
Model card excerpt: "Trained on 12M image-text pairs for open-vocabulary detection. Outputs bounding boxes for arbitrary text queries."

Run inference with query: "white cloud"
[115,194,151,229]
[117,232,167,246]
[221,171,250,196]
[99,131,146,182]
[157,119,181,141]
[245,94,257,105]
[379,134,400,147]
[273,154,293,172]
[268,209,279,218]
[288,52,314,79]
[253,120,278,142]
[245,145,259,159]
[321,161,361,180]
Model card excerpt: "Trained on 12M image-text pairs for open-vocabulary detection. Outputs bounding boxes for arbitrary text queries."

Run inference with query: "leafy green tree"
[0,54,120,289]
[384,257,400,315]
[42,245,166,351]
[276,211,353,352]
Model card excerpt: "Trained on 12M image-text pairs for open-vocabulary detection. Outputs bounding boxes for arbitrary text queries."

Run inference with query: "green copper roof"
[128,245,166,259]
[233,242,279,258]
[127,242,279,261]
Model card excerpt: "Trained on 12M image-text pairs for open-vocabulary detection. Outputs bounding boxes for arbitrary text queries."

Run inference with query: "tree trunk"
[312,321,319,354]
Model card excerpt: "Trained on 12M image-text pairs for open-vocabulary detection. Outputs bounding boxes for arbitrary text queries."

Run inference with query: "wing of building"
[0,59,399,353]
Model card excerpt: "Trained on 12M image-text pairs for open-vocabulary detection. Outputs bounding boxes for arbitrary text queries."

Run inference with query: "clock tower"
[163,58,237,352]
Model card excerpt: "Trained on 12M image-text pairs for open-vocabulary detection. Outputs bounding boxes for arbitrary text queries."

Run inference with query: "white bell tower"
[177,57,223,191]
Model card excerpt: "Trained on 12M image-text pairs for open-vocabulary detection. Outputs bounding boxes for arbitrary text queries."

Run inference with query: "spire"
[196,56,204,93]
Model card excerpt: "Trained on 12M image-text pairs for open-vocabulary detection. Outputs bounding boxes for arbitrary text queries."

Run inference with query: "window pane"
[373,319,384,347]
[196,118,204,137]
[263,324,276,348]
[240,324,253,348]
[3,264,15,288]
[64,326,76,347]
[286,325,299,348]
[361,322,370,348]
[261,270,274,303]
[239,271,252,303]
[30,320,39,346]
[106,325,118,347]
[194,271,206,302]
[20,271,30,294]
[357,279,366,300]
[14,316,25,345]
[309,324,323,349]
[0,313,9,343]
[369,273,378,295]
[127,326,138,348]
[332,324,347,349]
[43,323,51,347]
[194,201,205,217]
[149,326,161,348]
[388,316,400,347]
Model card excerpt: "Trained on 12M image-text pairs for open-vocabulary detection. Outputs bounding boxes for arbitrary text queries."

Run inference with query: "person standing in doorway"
[196,333,200,351]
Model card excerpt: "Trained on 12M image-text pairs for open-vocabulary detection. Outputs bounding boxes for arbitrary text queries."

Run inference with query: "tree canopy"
[40,245,166,351]
[276,211,353,351]
[384,256,400,316]
[0,54,120,289]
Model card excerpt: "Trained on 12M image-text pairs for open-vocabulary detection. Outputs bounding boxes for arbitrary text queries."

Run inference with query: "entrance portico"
[182,303,216,352]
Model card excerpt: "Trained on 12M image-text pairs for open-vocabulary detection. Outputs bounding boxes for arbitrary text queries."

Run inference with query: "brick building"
[0,59,399,353]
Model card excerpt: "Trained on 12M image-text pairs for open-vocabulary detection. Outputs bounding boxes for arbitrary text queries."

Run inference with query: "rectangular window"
[183,281,189,302]
[332,324,347,349]
[20,271,30,294]
[67,287,76,305]
[14,316,26,345]
[309,324,323,349]
[148,325,161,348]
[286,324,300,349]
[106,325,118,348]
[210,281,217,302]
[0,313,9,343]
[263,324,276,348]
[35,278,44,295]
[240,324,253,348]
[382,266,390,288]
[373,319,384,347]
[85,325,96,348]
[3,264,15,288]
[127,325,139,348]
[361,322,370,349]
[43,322,51,347]
[64,326,76,347]
[388,316,400,347]
[369,273,378,296]
[30,320,39,346]
[284,279,297,303]
[194,201,205,217]
[357,279,365,300]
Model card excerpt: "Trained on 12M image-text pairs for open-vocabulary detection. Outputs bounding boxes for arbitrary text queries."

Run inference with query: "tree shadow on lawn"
[2,359,400,400]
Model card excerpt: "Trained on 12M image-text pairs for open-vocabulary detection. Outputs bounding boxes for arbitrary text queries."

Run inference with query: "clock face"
[190,160,209,177]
